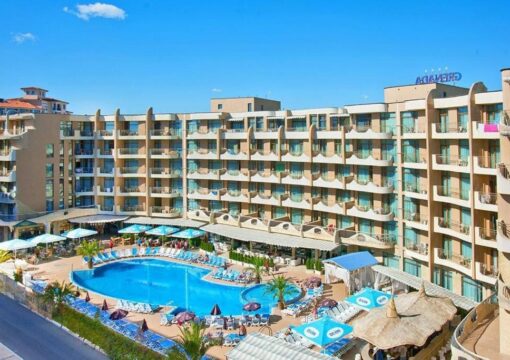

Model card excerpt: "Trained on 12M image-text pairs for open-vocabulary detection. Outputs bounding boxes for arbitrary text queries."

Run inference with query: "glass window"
[383,253,399,269]
[247,103,252,112]
[462,276,483,302]
[404,258,421,277]
[45,163,54,178]
[46,144,54,157]
[217,104,223,110]
[45,179,54,197]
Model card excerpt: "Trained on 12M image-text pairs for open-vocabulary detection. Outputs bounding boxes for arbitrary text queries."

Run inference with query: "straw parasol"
[210,304,222,316]
[352,283,457,350]
[101,299,109,311]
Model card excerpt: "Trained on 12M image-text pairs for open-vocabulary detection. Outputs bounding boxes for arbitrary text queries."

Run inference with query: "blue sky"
[1,0,509,114]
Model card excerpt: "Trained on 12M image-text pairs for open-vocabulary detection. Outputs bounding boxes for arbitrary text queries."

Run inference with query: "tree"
[265,275,292,310]
[40,280,75,315]
[0,250,12,264]
[77,240,101,269]
[167,322,216,360]
[252,257,265,284]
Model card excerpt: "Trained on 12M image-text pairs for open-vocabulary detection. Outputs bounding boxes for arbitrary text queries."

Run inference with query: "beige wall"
[210,97,280,113]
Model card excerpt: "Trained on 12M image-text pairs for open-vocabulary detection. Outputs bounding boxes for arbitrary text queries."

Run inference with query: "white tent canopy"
[125,216,206,228]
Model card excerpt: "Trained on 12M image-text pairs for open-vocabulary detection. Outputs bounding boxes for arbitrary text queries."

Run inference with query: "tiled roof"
[0,99,40,109]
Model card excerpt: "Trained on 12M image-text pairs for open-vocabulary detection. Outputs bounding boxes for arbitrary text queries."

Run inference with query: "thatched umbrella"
[101,299,109,311]
[352,284,457,350]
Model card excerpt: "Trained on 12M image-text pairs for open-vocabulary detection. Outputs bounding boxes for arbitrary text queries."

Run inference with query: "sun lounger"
[131,247,138,257]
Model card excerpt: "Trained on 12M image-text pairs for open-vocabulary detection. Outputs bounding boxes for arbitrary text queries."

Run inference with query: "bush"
[199,241,214,252]
[315,259,323,272]
[53,306,163,360]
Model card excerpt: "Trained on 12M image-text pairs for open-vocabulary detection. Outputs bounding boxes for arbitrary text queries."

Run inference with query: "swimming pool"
[71,258,301,316]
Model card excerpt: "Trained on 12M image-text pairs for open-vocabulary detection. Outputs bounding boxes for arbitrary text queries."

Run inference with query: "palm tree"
[0,250,12,264]
[167,322,216,360]
[265,274,292,310]
[77,240,101,269]
[40,280,75,314]
[252,257,265,284]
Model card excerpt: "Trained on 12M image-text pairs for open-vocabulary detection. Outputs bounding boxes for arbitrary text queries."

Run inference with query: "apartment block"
[1,72,508,307]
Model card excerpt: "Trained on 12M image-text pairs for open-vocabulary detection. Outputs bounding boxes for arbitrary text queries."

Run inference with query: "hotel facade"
[1,70,509,335]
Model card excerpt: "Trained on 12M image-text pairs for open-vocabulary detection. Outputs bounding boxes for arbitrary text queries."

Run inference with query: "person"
[109,239,114,251]
[284,327,292,336]
[238,323,247,337]
[137,238,142,247]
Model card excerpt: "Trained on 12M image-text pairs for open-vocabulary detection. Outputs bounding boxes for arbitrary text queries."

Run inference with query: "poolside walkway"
[33,247,347,359]
[0,342,22,360]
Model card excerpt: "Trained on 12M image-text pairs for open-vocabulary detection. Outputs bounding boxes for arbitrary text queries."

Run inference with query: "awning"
[226,333,333,360]
[371,264,477,311]
[125,217,206,228]
[228,117,244,122]
[202,223,339,251]
[69,215,128,225]
[323,251,378,271]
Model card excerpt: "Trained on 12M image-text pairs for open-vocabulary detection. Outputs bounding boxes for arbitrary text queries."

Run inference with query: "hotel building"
[1,70,509,324]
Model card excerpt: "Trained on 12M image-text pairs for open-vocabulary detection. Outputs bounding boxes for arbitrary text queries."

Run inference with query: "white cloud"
[64,3,126,20]
[12,32,36,44]
[211,88,222,93]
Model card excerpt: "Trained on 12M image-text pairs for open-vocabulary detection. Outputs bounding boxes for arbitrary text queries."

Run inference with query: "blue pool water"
[71,258,301,316]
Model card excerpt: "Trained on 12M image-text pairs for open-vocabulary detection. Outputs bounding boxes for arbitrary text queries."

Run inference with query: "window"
[217,104,223,110]
[45,179,54,197]
[462,276,483,302]
[46,144,54,158]
[247,103,253,112]
[45,163,54,178]
[404,258,421,277]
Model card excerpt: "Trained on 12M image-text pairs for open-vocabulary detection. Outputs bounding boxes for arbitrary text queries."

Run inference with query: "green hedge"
[53,306,164,360]
[199,241,214,252]
[229,250,274,268]
[304,258,323,272]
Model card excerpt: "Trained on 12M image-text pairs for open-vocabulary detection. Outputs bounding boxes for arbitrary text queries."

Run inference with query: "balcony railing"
[98,130,113,137]
[120,205,145,212]
[118,129,144,136]
[404,242,428,255]
[119,167,142,174]
[478,227,497,241]
[75,167,94,174]
[151,187,181,196]
[434,122,468,133]
[149,129,181,137]
[403,212,428,224]
[437,217,471,235]
[435,155,469,167]
[150,168,181,176]
[436,186,469,201]
[437,248,471,269]
[478,192,497,205]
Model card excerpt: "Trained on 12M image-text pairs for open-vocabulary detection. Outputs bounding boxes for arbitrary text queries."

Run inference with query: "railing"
[98,130,113,136]
[435,155,469,166]
[404,242,428,255]
[499,163,510,179]
[98,167,114,174]
[403,212,428,224]
[437,248,471,268]
[120,205,145,212]
[151,187,181,196]
[149,129,181,137]
[79,130,94,137]
[118,148,145,155]
[75,187,94,193]
[121,187,145,193]
[434,122,468,133]
[74,149,94,156]
[402,125,426,134]
[478,192,497,205]
[478,227,497,241]
[286,127,307,132]
[402,153,425,163]
[99,205,114,212]
[476,156,497,169]
[151,206,181,215]
[118,129,143,136]
[437,217,471,235]
[75,167,94,174]
[436,186,469,201]
[226,128,245,133]
[119,167,142,174]
[150,167,181,176]
[403,183,427,194]
[0,148,12,156]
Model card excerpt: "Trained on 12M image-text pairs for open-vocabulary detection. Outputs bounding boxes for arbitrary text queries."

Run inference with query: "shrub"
[53,306,163,360]
[199,241,214,252]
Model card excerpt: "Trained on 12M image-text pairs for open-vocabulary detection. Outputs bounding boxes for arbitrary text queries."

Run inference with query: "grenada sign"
[416,72,462,85]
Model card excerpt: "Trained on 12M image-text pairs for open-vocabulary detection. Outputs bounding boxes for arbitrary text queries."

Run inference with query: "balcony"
[119,204,146,215]
[472,121,499,139]
[431,122,469,139]
[474,191,497,212]
[96,148,114,158]
[0,128,28,140]
[434,217,471,242]
[75,187,95,196]
[187,128,218,139]
[0,149,16,162]
[281,195,316,210]
[250,150,279,162]
[497,221,510,253]
[252,128,280,140]
[312,174,346,190]
[97,167,115,177]
[60,129,95,140]
[221,129,247,140]
[187,208,211,222]
[433,248,472,276]
[150,206,181,218]
[401,124,426,139]
[187,187,225,201]
[281,173,311,186]
[220,190,250,203]
[341,231,395,250]
[346,204,394,221]
[149,129,181,139]
[312,151,343,164]
[0,192,16,204]
[344,125,393,139]
[187,168,224,180]
[117,148,146,159]
[433,185,470,208]
[316,128,342,140]
[281,150,310,163]
[98,204,115,213]
[402,183,428,201]
[150,148,180,159]
[401,154,427,170]
[74,168,94,177]
[220,149,249,161]
[250,170,282,184]
[96,186,115,196]
[501,110,510,137]
[118,129,145,139]
[118,186,147,196]
[187,149,218,160]
[312,198,350,215]
[117,167,146,177]
[96,129,114,139]
[473,156,497,175]
[346,152,393,167]
[432,155,470,173]
[149,168,181,178]
[497,163,510,195]
[150,187,181,198]
[284,127,309,139]
[345,178,394,194]
[250,193,285,206]
[403,242,429,262]
[403,212,428,232]
[220,170,250,182]
[474,227,497,249]
[475,261,497,285]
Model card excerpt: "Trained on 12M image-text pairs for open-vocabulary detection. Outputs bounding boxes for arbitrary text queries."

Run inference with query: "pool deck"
[32,246,348,359]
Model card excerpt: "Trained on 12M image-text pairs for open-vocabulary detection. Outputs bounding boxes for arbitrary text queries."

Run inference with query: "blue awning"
[323,251,378,271]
